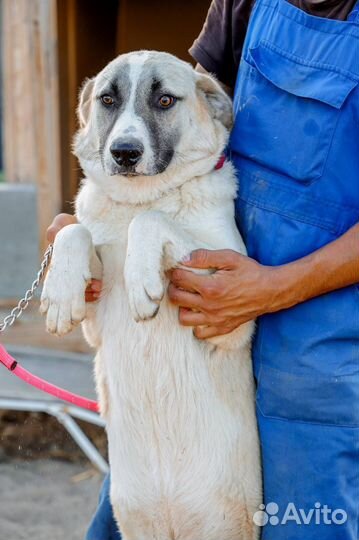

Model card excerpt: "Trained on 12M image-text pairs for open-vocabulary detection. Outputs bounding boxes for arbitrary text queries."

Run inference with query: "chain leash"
[0,244,53,333]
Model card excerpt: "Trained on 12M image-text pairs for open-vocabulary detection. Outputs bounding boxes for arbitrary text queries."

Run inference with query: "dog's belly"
[91,285,260,538]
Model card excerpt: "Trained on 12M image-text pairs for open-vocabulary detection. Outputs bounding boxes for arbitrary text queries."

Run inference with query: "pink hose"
[0,343,99,412]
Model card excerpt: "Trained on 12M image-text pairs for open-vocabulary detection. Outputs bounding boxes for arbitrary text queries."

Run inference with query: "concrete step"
[0,184,39,299]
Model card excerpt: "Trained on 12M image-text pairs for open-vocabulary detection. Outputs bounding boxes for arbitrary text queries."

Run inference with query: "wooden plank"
[57,0,118,212]
[2,0,36,184]
[2,0,62,251]
[56,0,78,212]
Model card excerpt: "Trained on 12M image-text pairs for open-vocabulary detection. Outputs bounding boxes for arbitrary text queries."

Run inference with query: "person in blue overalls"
[48,1,359,538]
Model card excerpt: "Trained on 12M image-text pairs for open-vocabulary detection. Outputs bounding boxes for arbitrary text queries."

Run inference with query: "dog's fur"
[41,51,261,540]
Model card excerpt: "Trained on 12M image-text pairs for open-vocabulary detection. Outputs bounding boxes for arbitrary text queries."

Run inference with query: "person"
[48,0,359,538]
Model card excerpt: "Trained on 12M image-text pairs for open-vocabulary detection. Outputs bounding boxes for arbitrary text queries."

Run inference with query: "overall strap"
[348,0,359,21]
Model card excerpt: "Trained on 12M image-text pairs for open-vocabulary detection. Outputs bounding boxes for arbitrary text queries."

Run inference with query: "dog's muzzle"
[110,139,144,174]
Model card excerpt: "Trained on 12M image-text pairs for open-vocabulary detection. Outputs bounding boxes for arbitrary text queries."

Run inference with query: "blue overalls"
[86,3,359,539]
[230,0,359,538]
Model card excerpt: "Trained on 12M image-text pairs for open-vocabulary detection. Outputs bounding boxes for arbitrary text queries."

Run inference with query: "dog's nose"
[110,141,144,168]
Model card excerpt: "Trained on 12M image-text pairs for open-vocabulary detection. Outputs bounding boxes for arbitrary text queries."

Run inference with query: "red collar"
[214,154,226,170]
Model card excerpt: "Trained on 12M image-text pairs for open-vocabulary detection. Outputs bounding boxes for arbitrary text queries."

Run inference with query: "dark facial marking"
[134,68,180,174]
[96,63,132,164]
[151,79,162,93]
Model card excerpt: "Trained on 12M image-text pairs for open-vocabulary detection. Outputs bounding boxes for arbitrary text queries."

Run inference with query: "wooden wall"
[2,0,61,250]
[2,0,210,245]
[57,0,118,213]
[116,0,209,62]
[57,0,209,209]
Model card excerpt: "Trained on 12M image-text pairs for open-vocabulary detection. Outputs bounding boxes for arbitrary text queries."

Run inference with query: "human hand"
[46,213,78,243]
[167,249,283,339]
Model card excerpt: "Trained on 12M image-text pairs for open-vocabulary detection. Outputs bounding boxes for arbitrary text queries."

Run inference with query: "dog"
[41,51,261,540]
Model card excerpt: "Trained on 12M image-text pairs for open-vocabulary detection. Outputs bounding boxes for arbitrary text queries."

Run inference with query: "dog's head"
[74,51,232,203]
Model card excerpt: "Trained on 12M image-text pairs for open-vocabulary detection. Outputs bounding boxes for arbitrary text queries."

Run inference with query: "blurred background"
[0,1,209,538]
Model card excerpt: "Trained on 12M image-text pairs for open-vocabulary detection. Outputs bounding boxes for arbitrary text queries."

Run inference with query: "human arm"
[189,0,253,90]
[167,222,359,339]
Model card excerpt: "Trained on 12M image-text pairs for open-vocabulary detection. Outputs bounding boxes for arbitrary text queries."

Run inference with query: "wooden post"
[2,0,62,251]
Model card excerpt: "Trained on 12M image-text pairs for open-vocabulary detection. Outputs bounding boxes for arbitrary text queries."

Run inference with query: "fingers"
[85,290,98,303]
[46,213,77,243]
[181,249,239,270]
[194,325,235,340]
[85,279,102,303]
[167,283,203,309]
[89,279,102,292]
[46,226,57,244]
[168,268,212,295]
[178,307,209,327]
[169,268,228,302]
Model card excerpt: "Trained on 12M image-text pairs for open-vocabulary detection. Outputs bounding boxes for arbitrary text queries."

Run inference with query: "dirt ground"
[0,410,107,461]
[0,411,108,540]
[0,302,109,539]
[0,459,103,540]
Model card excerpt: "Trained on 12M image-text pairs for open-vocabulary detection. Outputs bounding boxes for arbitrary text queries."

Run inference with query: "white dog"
[41,51,261,540]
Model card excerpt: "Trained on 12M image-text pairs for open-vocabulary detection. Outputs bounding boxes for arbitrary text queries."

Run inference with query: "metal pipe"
[0,398,108,474]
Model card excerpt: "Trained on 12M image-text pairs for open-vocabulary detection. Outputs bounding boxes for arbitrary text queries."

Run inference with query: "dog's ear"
[195,73,233,130]
[77,77,95,128]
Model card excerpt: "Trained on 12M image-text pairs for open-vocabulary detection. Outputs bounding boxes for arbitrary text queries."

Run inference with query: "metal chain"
[0,244,53,333]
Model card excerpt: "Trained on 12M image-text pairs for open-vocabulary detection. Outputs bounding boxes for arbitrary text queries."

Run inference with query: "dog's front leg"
[124,210,199,322]
[40,224,100,336]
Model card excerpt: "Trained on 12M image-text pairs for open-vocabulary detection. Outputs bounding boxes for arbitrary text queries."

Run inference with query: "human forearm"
[270,222,359,312]
[167,223,359,339]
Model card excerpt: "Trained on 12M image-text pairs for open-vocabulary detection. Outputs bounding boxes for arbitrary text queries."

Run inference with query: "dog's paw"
[40,267,90,336]
[124,267,165,322]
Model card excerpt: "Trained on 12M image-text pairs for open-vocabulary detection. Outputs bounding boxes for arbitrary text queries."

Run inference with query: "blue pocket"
[256,364,359,428]
[254,281,359,429]
[231,41,358,183]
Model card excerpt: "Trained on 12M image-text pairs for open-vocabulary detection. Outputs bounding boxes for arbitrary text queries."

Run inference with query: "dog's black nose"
[110,141,144,168]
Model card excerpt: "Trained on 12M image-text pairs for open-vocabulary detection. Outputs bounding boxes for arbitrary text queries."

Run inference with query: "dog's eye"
[101,95,114,106]
[158,95,176,109]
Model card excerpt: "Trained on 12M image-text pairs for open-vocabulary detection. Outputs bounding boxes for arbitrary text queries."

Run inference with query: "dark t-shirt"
[189,0,357,87]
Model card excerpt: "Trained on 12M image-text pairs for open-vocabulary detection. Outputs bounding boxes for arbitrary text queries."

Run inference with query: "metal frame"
[0,396,109,474]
